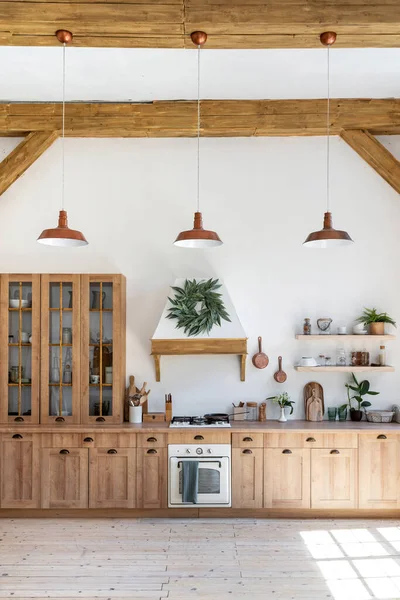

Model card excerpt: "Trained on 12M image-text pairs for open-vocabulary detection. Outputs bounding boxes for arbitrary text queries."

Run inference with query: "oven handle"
[177,460,222,469]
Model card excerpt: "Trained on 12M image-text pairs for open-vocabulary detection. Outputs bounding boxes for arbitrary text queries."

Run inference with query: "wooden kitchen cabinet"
[359,434,400,509]
[41,447,89,509]
[264,448,310,508]
[137,446,167,508]
[0,274,41,424]
[81,275,126,424]
[232,447,263,508]
[89,447,136,508]
[311,449,357,509]
[0,433,40,508]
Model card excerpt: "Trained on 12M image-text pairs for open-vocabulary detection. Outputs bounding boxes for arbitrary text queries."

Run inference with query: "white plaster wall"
[0,135,399,419]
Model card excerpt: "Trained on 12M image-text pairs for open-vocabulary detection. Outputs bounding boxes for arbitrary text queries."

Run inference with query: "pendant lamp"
[38,30,88,247]
[174,31,222,248]
[303,32,353,248]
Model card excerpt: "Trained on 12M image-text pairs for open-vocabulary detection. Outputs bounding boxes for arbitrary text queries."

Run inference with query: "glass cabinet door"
[40,275,81,423]
[81,275,126,423]
[0,274,40,423]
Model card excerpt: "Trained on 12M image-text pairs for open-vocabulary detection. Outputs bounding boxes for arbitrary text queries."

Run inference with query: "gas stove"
[170,415,231,428]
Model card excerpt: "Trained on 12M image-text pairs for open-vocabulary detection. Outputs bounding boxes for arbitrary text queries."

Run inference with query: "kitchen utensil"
[9,299,28,309]
[252,336,269,369]
[258,402,266,422]
[91,290,106,309]
[299,356,318,367]
[246,402,258,420]
[129,405,142,423]
[68,291,73,308]
[317,318,332,335]
[165,393,173,422]
[90,374,100,384]
[10,366,20,383]
[19,332,29,343]
[327,407,337,421]
[128,375,136,397]
[365,410,394,423]
[233,407,246,420]
[337,326,347,334]
[274,356,287,383]
[304,382,324,421]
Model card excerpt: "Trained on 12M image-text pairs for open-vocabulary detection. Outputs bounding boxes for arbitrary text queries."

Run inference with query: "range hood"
[151,278,247,381]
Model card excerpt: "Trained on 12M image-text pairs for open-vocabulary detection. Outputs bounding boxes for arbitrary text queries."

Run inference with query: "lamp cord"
[61,42,66,211]
[197,44,201,213]
[326,44,330,214]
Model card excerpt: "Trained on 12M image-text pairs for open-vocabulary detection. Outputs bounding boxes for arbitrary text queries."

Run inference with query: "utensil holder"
[129,405,142,424]
[233,407,246,420]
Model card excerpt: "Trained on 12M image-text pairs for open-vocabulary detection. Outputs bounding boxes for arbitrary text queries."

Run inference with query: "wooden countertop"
[1,420,400,433]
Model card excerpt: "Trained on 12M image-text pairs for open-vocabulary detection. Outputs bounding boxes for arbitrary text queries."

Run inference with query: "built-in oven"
[168,444,231,507]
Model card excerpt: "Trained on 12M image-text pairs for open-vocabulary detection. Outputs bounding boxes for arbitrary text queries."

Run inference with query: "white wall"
[0,135,399,419]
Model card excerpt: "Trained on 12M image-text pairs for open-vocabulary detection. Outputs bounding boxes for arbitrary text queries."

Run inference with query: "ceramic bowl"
[9,299,29,309]
[299,357,318,367]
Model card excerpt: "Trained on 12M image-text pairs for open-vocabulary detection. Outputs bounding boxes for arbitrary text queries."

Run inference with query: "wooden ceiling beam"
[340,129,400,194]
[0,1,400,49]
[0,99,399,138]
[0,130,58,195]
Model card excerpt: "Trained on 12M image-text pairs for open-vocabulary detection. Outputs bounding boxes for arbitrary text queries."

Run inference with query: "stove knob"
[196,448,203,455]
[186,448,191,454]
[207,448,213,454]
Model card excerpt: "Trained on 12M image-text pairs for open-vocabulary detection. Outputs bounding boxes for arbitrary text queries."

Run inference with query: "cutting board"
[304,382,324,421]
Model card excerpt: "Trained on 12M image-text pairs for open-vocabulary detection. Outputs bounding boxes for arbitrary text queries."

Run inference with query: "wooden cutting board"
[304,382,324,421]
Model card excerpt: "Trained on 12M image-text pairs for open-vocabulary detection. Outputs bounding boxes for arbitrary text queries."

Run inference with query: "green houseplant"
[356,307,396,335]
[267,392,295,423]
[340,373,379,421]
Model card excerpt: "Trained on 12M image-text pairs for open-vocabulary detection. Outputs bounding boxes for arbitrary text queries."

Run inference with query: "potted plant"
[267,392,295,422]
[340,373,379,421]
[356,308,396,335]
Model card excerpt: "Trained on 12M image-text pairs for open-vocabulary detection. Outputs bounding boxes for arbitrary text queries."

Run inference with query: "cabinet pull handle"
[194,435,204,440]
[147,437,157,442]
[107,449,117,454]
[330,449,340,455]
[377,434,387,440]
[243,437,253,442]
[55,417,65,422]
[242,449,253,454]
[306,437,316,442]
[59,449,70,455]
[84,437,94,443]
[96,417,105,422]
[12,434,23,439]
[147,449,157,454]
[14,416,24,422]
[282,449,292,454]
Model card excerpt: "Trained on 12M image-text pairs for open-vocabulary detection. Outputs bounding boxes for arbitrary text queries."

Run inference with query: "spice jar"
[246,402,258,421]
[62,328,72,344]
[379,345,386,366]
[303,318,311,335]
[258,402,266,422]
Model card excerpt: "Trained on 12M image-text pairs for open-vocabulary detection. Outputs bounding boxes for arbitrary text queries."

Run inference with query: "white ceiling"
[0,47,399,101]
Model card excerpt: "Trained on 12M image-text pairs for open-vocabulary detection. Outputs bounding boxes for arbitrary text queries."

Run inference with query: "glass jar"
[303,318,311,335]
[336,348,346,366]
[246,402,258,421]
[379,345,386,366]
[62,327,72,345]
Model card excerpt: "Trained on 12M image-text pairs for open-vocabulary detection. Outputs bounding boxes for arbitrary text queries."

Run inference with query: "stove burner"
[171,414,230,427]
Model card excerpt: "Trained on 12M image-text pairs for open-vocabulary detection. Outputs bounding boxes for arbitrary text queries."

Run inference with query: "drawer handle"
[194,435,204,441]
[84,437,94,443]
[377,434,387,440]
[242,449,253,454]
[306,437,316,442]
[14,416,24,422]
[96,417,105,422]
[330,449,340,455]
[59,449,70,455]
[147,437,157,442]
[147,449,157,454]
[12,434,23,439]
[282,449,292,454]
[243,437,253,442]
[55,417,65,422]
[107,449,117,454]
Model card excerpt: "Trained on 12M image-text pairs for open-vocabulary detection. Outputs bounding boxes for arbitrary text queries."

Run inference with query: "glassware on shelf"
[325,356,332,367]
[10,366,20,383]
[318,354,325,366]
[62,327,72,344]
[303,318,311,335]
[51,356,60,383]
[327,407,338,421]
[338,406,348,421]
[336,348,347,366]
[63,347,72,384]
[379,345,386,366]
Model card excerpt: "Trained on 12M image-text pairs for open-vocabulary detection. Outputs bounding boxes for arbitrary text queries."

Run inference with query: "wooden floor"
[1,518,400,599]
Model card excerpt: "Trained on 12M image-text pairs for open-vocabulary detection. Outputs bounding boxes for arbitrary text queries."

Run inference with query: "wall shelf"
[295,334,396,340]
[295,366,394,373]
[151,338,248,382]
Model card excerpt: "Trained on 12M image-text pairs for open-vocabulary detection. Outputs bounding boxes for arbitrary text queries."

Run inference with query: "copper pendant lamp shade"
[174,212,222,248]
[174,31,223,249]
[303,32,353,249]
[37,30,88,248]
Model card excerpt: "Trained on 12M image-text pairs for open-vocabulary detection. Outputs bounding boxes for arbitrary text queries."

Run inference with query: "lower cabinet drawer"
[138,433,166,448]
[264,432,358,449]
[41,447,89,509]
[168,431,231,445]
[232,433,263,448]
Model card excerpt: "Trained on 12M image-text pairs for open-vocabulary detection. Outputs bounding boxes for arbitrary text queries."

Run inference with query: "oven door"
[169,456,231,507]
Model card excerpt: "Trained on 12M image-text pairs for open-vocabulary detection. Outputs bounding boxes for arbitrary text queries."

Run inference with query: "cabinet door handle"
[330,449,340,455]
[147,437,157,442]
[83,437,94,443]
[147,449,157,454]
[194,435,204,440]
[306,437,316,442]
[107,449,117,454]
[282,449,292,454]
[243,437,253,442]
[59,449,70,455]
[12,434,23,439]
[377,434,387,440]
[96,417,105,422]
[242,449,253,454]
[14,416,24,422]
[55,417,65,422]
